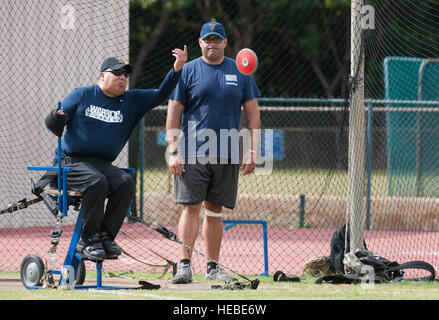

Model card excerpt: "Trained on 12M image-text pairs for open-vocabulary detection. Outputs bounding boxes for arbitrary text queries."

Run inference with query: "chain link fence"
[1,0,439,279]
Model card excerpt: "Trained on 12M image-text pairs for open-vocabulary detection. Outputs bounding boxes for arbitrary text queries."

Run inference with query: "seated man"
[44,48,187,260]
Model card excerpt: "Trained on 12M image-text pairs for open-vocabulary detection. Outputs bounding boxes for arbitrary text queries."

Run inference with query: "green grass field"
[137,168,391,197]
[139,167,439,198]
[1,272,439,300]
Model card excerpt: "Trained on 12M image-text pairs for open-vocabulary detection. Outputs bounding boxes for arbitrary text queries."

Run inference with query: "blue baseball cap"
[200,22,226,39]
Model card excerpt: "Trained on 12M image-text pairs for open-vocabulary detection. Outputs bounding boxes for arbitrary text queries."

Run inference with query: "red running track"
[1,224,438,278]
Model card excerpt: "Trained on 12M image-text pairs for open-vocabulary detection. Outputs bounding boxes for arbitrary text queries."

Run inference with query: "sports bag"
[318,224,435,284]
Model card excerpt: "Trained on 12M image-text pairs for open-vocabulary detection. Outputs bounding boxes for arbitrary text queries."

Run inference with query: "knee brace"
[204,208,222,218]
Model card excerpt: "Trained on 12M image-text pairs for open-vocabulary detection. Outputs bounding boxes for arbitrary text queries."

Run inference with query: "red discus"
[236,48,258,75]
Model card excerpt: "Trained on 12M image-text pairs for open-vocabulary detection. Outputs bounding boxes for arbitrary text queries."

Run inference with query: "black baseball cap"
[100,57,133,72]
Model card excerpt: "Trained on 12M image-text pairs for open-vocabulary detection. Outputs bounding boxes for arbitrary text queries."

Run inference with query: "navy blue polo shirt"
[169,57,261,162]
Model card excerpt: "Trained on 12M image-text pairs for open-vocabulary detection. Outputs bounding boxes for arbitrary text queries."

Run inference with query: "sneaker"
[172,263,193,284]
[205,265,237,281]
[100,232,121,259]
[76,233,106,261]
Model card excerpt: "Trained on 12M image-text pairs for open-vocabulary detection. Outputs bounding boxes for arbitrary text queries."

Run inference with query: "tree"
[129,0,352,97]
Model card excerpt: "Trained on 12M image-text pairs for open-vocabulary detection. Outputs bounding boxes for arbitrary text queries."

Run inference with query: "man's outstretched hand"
[173,45,188,72]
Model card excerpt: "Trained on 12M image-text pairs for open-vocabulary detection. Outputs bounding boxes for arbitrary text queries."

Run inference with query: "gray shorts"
[174,159,239,209]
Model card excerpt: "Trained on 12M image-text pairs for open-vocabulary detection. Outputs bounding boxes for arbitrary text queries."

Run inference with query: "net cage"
[1,0,439,280]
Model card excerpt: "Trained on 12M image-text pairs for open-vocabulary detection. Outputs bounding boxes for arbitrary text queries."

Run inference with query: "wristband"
[248,150,257,154]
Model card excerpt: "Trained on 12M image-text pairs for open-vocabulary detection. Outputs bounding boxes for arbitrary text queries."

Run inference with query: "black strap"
[386,260,435,282]
[138,280,160,290]
[315,274,362,285]
[0,197,42,215]
[273,271,300,282]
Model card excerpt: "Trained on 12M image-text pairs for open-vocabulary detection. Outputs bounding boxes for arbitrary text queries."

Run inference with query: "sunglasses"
[104,69,130,78]
[203,37,224,44]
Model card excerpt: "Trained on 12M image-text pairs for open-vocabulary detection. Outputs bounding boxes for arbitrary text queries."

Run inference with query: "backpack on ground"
[317,224,435,284]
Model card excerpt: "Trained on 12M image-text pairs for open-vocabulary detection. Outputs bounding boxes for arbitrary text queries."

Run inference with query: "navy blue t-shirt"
[169,57,261,162]
[56,68,180,162]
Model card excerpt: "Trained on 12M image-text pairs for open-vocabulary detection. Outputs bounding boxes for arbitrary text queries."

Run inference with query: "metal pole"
[57,102,62,213]
[416,59,439,196]
[299,194,305,228]
[139,116,145,221]
[348,0,366,253]
[365,103,373,230]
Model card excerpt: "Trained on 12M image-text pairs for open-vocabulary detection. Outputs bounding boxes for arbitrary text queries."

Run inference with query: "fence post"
[365,103,373,230]
[348,0,366,252]
[299,194,305,228]
[139,116,145,220]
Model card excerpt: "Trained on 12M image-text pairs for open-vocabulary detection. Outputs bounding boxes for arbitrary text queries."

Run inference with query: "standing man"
[166,22,261,283]
[43,46,187,261]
